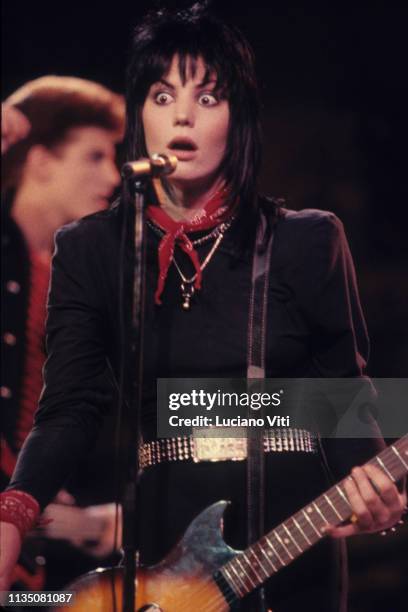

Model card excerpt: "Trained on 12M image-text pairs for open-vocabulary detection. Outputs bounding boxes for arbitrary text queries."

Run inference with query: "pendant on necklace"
[181,282,195,310]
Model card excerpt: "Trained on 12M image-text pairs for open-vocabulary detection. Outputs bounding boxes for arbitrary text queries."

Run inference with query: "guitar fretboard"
[219,435,408,598]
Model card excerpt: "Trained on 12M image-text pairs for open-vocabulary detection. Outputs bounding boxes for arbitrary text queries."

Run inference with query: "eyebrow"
[155,77,218,89]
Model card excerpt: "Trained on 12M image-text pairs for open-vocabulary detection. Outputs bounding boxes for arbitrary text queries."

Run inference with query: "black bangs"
[173,54,218,90]
[135,51,221,95]
[125,7,265,224]
[128,21,236,102]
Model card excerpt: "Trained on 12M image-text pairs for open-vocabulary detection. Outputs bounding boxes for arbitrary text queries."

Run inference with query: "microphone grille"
[151,153,177,175]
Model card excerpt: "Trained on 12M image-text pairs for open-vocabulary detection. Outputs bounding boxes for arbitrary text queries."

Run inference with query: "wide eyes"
[153,91,219,106]
[197,93,218,106]
[154,92,174,105]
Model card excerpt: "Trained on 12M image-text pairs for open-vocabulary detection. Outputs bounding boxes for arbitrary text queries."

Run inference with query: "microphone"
[121,153,177,179]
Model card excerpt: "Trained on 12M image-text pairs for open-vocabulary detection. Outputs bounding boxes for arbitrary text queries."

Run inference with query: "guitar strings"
[198,456,408,612]
[174,575,233,612]
[171,516,306,612]
[69,447,404,611]
[174,450,407,611]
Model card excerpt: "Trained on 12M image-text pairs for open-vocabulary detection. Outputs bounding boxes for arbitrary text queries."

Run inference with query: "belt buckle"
[192,427,247,462]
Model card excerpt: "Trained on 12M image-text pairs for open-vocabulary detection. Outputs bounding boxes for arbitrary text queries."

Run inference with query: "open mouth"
[168,138,198,151]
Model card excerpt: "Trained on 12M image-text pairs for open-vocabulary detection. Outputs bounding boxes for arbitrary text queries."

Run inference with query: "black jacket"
[8,202,383,511]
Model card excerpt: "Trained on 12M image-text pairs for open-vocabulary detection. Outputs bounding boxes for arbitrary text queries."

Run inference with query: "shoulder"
[54,204,121,254]
[52,205,122,280]
[260,204,351,276]
[258,195,344,235]
[275,207,346,252]
[279,207,343,231]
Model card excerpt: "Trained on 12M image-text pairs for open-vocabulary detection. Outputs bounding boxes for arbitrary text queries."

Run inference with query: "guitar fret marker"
[376,456,395,482]
[247,550,268,581]
[232,561,245,580]
[266,536,286,566]
[260,546,278,572]
[235,557,257,588]
[249,563,263,583]
[283,523,303,554]
[293,517,312,545]
[275,531,294,560]
[324,494,343,521]
[391,445,408,470]
[229,562,247,592]
[302,509,321,537]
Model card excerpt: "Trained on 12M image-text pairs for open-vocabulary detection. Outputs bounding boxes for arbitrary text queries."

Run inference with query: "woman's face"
[142,55,230,189]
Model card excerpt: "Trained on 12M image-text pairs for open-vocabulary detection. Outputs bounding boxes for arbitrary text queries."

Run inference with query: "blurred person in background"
[1,76,125,591]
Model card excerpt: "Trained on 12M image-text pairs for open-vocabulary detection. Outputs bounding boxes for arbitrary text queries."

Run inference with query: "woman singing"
[1,6,405,611]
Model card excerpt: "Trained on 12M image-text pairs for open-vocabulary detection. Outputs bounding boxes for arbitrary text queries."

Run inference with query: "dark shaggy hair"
[125,4,262,213]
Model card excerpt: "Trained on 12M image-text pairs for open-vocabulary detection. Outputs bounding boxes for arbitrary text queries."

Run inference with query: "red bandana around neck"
[147,189,233,304]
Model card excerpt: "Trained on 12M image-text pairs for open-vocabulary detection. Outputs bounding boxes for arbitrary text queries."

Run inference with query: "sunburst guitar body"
[58,501,237,611]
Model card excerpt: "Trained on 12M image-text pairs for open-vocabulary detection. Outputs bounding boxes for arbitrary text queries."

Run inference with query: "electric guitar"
[58,435,408,612]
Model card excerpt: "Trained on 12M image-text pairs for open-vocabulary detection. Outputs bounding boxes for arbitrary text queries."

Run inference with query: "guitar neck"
[219,435,408,598]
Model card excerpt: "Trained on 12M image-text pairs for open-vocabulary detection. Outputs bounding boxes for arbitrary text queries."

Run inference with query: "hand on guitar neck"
[324,463,406,539]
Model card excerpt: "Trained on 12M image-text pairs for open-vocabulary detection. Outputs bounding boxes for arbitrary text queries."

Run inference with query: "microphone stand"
[118,154,176,612]
[118,174,148,612]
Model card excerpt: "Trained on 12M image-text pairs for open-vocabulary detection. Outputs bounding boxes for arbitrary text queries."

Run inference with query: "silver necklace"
[173,231,225,310]
[147,218,234,247]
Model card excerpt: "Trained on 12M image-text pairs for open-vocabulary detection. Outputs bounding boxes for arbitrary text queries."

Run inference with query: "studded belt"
[139,428,317,469]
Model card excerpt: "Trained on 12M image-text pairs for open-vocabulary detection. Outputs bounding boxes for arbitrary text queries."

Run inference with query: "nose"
[104,159,120,192]
[173,95,194,127]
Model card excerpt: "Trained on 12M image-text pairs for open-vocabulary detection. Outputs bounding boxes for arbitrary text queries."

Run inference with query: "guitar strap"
[246,208,275,611]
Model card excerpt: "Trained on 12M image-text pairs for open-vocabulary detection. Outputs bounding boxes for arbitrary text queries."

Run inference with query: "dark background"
[2,1,407,610]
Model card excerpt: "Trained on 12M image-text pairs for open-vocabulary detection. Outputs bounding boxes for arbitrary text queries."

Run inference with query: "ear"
[24,144,57,183]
